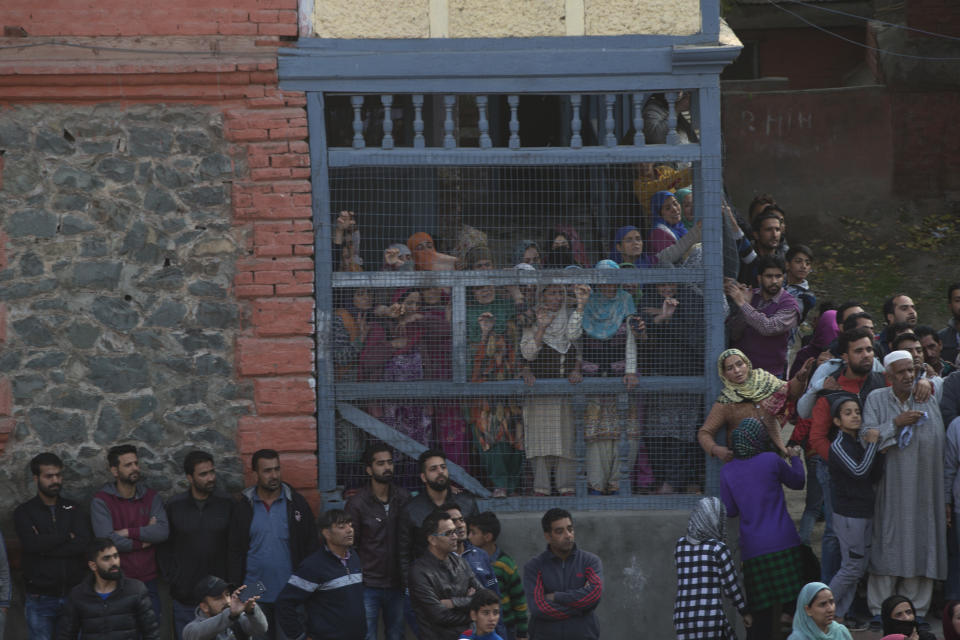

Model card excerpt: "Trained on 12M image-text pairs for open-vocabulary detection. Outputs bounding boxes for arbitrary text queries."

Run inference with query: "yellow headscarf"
[716,348,786,404]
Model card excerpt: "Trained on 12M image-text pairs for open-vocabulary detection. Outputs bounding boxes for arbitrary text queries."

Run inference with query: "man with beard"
[940,283,960,365]
[523,508,603,640]
[276,509,365,639]
[14,452,91,640]
[161,451,235,639]
[182,576,267,640]
[876,294,919,357]
[345,443,410,640]
[398,449,479,592]
[808,328,889,589]
[90,444,169,622]
[863,351,947,623]
[56,538,160,639]
[227,448,317,639]
[725,254,800,379]
[916,325,957,377]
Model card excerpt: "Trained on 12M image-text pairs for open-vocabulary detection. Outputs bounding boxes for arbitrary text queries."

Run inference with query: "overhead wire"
[767,0,960,61]
[778,0,960,43]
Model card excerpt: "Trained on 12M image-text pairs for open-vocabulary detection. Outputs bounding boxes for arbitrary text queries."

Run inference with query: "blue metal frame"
[284,26,740,510]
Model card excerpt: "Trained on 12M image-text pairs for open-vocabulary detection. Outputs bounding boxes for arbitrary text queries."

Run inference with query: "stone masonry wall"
[0,105,249,504]
[0,17,318,518]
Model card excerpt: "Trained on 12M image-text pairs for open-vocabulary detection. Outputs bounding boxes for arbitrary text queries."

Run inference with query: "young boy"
[827,392,882,630]
[466,512,527,640]
[459,589,504,640]
[785,244,816,325]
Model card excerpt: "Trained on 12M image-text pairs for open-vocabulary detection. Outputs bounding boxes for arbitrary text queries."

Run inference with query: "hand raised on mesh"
[574,284,592,307]
[477,312,495,336]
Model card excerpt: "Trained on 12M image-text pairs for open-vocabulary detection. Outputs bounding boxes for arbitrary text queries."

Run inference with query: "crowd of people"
[0,445,602,640]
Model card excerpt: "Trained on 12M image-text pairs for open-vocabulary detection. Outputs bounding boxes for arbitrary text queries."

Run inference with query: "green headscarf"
[716,348,786,404]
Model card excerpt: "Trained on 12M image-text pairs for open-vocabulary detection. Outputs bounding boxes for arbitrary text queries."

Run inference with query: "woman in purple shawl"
[646,191,688,261]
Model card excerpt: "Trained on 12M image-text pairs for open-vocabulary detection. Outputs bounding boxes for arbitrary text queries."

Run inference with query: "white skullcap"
[514,263,536,271]
[883,350,913,369]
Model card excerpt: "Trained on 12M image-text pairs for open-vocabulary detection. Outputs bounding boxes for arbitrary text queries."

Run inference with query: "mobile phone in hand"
[237,581,266,601]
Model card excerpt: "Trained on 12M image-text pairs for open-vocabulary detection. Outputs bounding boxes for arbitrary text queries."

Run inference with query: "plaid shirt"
[673,537,747,640]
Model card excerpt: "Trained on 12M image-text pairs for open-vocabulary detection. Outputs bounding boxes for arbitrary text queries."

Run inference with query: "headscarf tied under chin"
[790,582,849,640]
[650,190,687,240]
[731,418,770,459]
[716,348,786,405]
[608,225,649,267]
[686,497,726,545]
[882,595,919,637]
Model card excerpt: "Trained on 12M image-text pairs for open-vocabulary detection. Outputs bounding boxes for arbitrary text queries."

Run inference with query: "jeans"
[25,594,67,640]
[815,457,841,584]
[143,579,163,628]
[403,591,421,638]
[363,587,405,640]
[172,600,196,640]
[798,454,824,545]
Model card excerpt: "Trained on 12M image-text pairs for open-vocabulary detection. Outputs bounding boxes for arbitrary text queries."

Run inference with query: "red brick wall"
[891,90,960,196]
[0,0,297,37]
[0,5,319,510]
[907,0,960,38]
[737,26,867,89]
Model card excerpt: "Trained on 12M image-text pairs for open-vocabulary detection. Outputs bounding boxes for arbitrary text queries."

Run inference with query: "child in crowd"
[827,392,882,630]
[673,496,751,640]
[785,244,816,325]
[467,512,528,640]
[459,589,505,640]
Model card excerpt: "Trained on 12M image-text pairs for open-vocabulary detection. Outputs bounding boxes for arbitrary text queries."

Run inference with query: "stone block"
[12,317,55,347]
[20,253,44,277]
[129,126,174,156]
[92,296,140,331]
[87,355,150,393]
[144,187,178,214]
[145,300,187,327]
[118,395,158,421]
[28,408,86,446]
[25,352,68,369]
[0,121,30,148]
[52,167,95,189]
[7,209,58,238]
[196,301,238,328]
[166,406,214,426]
[73,262,123,289]
[36,129,75,155]
[98,157,136,183]
[49,387,103,412]
[66,322,100,349]
[95,405,123,445]
[13,374,45,400]
[60,214,95,233]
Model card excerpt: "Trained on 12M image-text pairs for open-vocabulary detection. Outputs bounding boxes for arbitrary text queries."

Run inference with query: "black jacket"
[226,483,318,586]
[409,552,482,640]
[159,490,234,605]
[397,490,478,589]
[56,573,160,640]
[14,495,91,597]
[276,543,366,640]
[344,483,410,589]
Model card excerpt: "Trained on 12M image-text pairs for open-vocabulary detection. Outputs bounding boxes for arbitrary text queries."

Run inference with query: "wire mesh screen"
[326,163,708,505]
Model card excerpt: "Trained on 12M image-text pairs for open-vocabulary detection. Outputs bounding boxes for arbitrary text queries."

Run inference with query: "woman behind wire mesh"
[674,497,752,639]
[580,259,643,495]
[465,246,525,497]
[520,282,590,496]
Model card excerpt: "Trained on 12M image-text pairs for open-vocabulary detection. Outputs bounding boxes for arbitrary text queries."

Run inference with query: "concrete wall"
[311,0,701,38]
[722,86,894,231]
[498,510,696,640]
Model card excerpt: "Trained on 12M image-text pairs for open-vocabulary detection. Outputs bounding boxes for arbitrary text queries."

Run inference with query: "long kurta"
[863,386,947,579]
